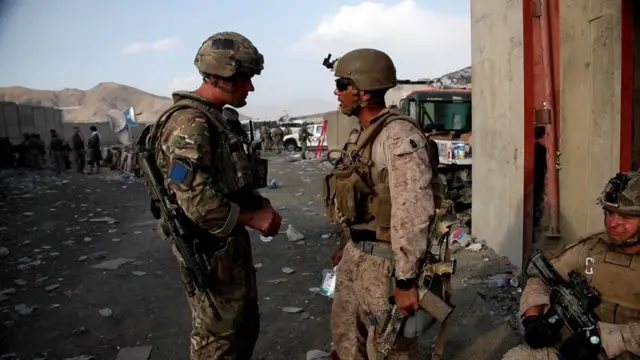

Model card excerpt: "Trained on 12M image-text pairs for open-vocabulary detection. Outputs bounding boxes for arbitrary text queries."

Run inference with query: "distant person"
[49,129,66,175]
[71,126,85,173]
[271,125,284,154]
[87,125,102,173]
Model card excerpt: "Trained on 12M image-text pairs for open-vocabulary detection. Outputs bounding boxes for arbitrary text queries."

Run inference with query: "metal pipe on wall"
[539,0,561,237]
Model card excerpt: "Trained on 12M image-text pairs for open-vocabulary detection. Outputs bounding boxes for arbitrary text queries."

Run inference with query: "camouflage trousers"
[51,150,67,174]
[502,344,637,360]
[502,345,560,360]
[272,136,283,154]
[332,241,419,360]
[27,150,42,169]
[160,223,260,360]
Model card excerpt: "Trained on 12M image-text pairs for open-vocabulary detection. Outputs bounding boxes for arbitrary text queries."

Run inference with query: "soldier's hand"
[392,288,419,317]
[331,248,343,266]
[253,201,282,236]
[522,315,562,349]
[558,328,601,360]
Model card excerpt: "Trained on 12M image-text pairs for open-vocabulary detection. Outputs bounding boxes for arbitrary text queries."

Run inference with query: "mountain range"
[0,67,471,123]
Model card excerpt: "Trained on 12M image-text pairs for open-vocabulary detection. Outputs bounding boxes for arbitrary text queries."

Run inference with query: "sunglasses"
[335,78,351,92]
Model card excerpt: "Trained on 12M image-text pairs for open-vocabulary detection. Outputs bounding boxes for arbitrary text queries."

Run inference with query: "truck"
[399,88,472,206]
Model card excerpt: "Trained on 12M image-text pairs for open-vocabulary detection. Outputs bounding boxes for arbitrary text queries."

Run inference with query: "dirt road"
[0,153,522,360]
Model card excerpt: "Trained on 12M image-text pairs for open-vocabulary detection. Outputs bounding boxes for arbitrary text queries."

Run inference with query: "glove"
[558,330,601,360]
[522,315,562,349]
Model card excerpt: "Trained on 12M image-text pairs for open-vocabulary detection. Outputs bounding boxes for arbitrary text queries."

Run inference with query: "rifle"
[136,125,222,321]
[376,213,456,359]
[524,250,607,358]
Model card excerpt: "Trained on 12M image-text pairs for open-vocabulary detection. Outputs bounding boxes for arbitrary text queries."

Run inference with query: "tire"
[285,140,297,152]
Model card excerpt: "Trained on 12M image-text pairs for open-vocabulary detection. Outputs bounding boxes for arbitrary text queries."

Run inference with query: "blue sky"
[0,0,470,117]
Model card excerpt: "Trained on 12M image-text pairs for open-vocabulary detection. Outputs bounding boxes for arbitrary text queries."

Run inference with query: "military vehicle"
[399,88,472,205]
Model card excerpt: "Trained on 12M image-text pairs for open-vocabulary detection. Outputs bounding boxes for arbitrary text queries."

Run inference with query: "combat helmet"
[334,48,397,91]
[194,32,264,78]
[597,171,640,216]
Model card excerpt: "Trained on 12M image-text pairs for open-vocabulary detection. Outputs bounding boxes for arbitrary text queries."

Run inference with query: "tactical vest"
[146,92,268,196]
[552,233,640,360]
[578,234,640,325]
[322,107,440,242]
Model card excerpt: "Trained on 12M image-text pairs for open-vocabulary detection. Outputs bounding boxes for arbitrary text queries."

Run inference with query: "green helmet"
[333,48,397,91]
[597,172,640,216]
[194,32,264,78]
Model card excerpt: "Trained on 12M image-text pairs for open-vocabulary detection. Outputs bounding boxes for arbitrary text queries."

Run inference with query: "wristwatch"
[395,277,417,291]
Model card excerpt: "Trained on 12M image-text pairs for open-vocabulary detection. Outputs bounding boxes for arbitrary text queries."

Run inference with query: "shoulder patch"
[392,133,426,156]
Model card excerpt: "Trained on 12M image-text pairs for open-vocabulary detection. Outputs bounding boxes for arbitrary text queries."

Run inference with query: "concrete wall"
[61,122,147,148]
[471,0,526,268]
[557,0,622,242]
[0,101,64,149]
[0,101,147,149]
[324,109,360,150]
[385,84,428,107]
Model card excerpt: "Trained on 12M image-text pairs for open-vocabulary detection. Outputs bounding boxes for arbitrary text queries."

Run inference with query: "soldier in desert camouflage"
[148,32,281,360]
[322,48,440,360]
[503,171,640,360]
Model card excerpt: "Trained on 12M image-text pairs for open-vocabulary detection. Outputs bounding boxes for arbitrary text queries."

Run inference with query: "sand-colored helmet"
[333,48,397,91]
[597,172,640,216]
[194,32,264,78]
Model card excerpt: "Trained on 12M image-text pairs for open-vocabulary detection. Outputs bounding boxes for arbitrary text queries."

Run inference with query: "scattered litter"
[260,235,273,243]
[132,271,147,276]
[286,224,305,242]
[468,243,483,252]
[44,284,60,292]
[307,350,331,360]
[321,234,331,239]
[72,326,87,335]
[93,258,135,270]
[309,287,320,293]
[15,304,36,315]
[23,212,33,216]
[77,256,88,262]
[282,267,295,274]
[99,308,113,317]
[114,345,152,360]
[51,304,60,309]
[254,263,263,268]
[83,237,92,242]
[112,238,121,242]
[268,179,277,189]
[0,247,9,257]
[63,356,96,360]
[14,279,26,286]
[266,279,287,285]
[88,217,114,223]
[282,307,304,313]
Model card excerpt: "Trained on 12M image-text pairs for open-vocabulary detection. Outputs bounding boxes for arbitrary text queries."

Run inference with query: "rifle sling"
[432,245,452,360]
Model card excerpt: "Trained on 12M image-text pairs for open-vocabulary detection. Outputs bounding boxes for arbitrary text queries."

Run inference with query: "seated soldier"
[503,171,640,360]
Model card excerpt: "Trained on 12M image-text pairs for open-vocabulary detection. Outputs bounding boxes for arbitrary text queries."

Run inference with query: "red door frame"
[521,0,561,263]
[621,0,634,172]
[522,0,632,262]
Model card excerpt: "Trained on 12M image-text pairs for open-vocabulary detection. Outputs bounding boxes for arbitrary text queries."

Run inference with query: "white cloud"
[123,37,180,54]
[288,0,471,79]
[169,73,201,92]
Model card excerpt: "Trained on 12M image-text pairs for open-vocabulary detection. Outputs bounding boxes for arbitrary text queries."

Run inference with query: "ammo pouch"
[323,166,371,224]
[150,95,269,196]
[369,170,392,239]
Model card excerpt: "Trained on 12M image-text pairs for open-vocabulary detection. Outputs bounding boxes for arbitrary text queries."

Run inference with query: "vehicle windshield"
[404,99,471,132]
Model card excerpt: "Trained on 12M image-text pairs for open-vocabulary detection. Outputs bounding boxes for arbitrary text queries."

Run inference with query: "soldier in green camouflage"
[150,32,282,360]
[298,123,310,159]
